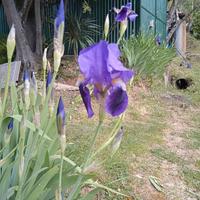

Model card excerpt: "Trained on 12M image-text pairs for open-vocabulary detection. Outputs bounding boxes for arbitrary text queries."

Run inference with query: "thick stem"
[67,117,103,200]
[58,151,64,200]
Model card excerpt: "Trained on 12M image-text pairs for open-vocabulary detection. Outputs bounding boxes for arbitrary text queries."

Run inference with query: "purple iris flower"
[55,0,65,29]
[8,118,14,131]
[46,70,52,92]
[78,40,133,118]
[56,96,66,135]
[115,2,138,22]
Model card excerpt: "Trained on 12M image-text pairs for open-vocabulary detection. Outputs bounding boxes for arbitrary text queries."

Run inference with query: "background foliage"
[120,34,176,79]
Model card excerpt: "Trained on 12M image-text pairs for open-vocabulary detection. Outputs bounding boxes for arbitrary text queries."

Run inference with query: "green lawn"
[63,36,200,199]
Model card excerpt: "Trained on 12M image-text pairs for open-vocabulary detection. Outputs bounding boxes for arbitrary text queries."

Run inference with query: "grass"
[185,130,200,149]
[151,148,183,164]
[62,35,200,199]
[183,168,200,190]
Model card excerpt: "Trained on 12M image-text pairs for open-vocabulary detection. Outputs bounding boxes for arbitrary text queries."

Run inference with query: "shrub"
[120,34,176,79]
[192,11,200,40]
[64,12,100,56]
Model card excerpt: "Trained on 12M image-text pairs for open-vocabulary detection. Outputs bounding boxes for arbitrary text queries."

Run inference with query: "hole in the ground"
[175,78,192,90]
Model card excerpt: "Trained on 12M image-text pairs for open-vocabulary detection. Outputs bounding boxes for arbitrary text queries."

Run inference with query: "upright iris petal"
[115,2,138,22]
[56,97,66,135]
[55,0,65,29]
[79,83,94,118]
[78,40,133,117]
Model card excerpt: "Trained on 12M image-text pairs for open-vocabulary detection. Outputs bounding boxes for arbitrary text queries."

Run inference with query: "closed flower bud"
[56,97,66,136]
[23,69,30,110]
[30,72,38,107]
[104,14,110,40]
[120,20,128,39]
[83,161,101,174]
[111,127,124,156]
[4,118,14,144]
[43,48,48,71]
[53,49,62,73]
[46,69,52,93]
[7,25,16,60]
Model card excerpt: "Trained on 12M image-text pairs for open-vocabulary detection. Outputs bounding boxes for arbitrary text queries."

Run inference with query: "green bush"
[192,11,200,40]
[64,12,100,56]
[120,34,176,79]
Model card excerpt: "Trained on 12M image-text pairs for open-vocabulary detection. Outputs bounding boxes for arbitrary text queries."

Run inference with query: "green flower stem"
[41,72,57,127]
[2,58,12,116]
[67,120,103,200]
[16,112,27,200]
[90,114,124,160]
[58,151,64,200]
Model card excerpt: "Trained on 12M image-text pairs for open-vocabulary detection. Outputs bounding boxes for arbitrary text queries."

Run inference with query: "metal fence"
[0,0,167,52]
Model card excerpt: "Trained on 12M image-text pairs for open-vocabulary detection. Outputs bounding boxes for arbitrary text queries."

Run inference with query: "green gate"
[139,0,167,39]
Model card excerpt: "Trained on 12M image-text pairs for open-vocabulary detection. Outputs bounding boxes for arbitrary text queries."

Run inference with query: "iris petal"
[78,40,111,86]
[107,43,133,83]
[126,2,132,10]
[105,86,128,116]
[79,83,94,118]
[128,12,138,21]
[115,6,128,22]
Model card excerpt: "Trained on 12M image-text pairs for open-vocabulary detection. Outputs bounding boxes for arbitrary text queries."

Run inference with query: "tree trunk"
[2,0,36,69]
[35,0,43,56]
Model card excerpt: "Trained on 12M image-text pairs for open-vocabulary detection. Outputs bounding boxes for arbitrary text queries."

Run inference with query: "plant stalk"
[58,151,64,200]
[2,58,12,115]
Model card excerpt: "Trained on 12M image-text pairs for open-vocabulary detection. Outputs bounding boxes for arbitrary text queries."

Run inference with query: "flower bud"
[53,49,62,73]
[30,72,38,107]
[56,97,66,136]
[83,161,101,174]
[46,69,52,93]
[4,118,14,144]
[120,20,128,39]
[111,126,124,156]
[23,69,30,110]
[7,25,16,60]
[104,14,110,40]
[43,48,48,71]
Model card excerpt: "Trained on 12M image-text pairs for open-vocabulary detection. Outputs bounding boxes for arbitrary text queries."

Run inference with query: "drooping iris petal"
[105,86,128,116]
[115,6,128,22]
[79,83,94,118]
[56,96,66,135]
[55,0,65,29]
[128,12,138,21]
[78,40,111,86]
[107,43,133,83]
